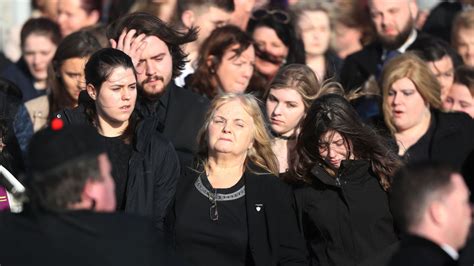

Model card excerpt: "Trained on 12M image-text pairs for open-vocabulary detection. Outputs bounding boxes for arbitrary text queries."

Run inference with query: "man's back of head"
[27,122,115,212]
[390,162,472,251]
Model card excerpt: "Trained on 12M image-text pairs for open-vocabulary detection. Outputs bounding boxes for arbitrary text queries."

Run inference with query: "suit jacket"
[166,165,308,266]
[58,107,180,231]
[340,31,432,92]
[389,234,456,266]
[0,208,184,266]
[136,82,209,168]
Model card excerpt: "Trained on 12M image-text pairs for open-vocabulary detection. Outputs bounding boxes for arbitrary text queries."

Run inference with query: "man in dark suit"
[389,163,472,266]
[107,12,210,167]
[0,124,183,266]
[340,0,428,92]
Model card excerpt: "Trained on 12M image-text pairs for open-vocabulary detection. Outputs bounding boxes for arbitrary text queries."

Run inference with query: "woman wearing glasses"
[166,93,308,266]
[247,7,305,82]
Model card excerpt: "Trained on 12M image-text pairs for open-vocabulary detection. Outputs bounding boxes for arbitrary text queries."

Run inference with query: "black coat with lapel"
[136,82,209,168]
[340,32,432,92]
[389,235,456,266]
[166,165,308,266]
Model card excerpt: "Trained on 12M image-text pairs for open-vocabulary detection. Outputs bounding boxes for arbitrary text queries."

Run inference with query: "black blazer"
[136,82,209,168]
[0,208,185,266]
[166,165,308,266]
[340,32,432,92]
[389,234,456,266]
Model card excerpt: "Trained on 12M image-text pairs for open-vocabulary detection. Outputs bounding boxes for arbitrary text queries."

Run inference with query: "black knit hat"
[28,120,106,173]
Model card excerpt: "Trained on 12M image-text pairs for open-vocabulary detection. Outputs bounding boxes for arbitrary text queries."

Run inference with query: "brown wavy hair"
[291,94,402,190]
[190,25,255,99]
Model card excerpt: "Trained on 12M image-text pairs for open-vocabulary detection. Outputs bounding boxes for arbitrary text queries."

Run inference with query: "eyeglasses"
[251,9,291,24]
[208,189,219,221]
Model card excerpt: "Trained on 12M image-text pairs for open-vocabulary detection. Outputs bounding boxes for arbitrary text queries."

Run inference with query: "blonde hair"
[381,52,442,133]
[196,93,279,176]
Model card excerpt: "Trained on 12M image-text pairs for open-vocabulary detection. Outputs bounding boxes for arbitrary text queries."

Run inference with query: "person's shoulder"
[345,42,382,62]
[169,82,209,107]
[435,109,473,129]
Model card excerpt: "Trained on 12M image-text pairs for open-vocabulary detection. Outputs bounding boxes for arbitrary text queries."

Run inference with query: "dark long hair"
[48,30,101,115]
[247,7,306,67]
[83,48,138,144]
[291,94,401,190]
[190,25,254,99]
[106,12,197,79]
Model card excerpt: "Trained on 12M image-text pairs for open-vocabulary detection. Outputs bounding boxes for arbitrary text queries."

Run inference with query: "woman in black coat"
[57,48,179,230]
[289,94,401,265]
[381,52,474,173]
[166,93,307,266]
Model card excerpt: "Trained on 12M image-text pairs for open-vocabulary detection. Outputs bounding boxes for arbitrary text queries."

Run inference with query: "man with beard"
[107,12,209,167]
[340,0,432,92]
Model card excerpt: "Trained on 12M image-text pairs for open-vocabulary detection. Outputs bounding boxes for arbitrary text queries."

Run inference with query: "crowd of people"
[0,0,473,265]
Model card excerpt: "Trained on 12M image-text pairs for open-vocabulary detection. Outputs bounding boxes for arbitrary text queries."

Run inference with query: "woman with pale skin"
[381,52,474,169]
[443,65,474,118]
[293,3,341,81]
[265,64,343,173]
[189,25,256,99]
[290,94,400,265]
[48,31,102,116]
[59,48,180,230]
[247,7,305,82]
[167,93,308,266]
[1,18,61,102]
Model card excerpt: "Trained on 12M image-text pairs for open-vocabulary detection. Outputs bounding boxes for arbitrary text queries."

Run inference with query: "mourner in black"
[0,124,182,266]
[166,94,308,266]
[381,53,474,173]
[389,163,471,266]
[58,48,179,230]
[107,12,209,167]
[290,94,401,265]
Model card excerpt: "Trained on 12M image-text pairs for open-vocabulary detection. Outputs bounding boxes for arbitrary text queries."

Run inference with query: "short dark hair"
[177,0,234,17]
[106,12,198,79]
[409,36,463,67]
[454,65,474,94]
[79,0,102,15]
[27,156,101,210]
[390,163,457,233]
[20,17,61,49]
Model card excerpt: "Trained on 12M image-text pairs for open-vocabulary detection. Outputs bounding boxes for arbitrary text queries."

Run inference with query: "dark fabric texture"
[389,234,456,266]
[293,160,398,266]
[339,32,432,92]
[58,107,180,230]
[1,58,46,102]
[422,2,463,43]
[401,109,474,173]
[174,174,249,266]
[166,165,308,266]
[0,209,186,266]
[135,82,209,168]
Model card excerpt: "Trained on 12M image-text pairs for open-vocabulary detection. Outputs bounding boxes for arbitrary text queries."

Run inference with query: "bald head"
[368,0,418,49]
